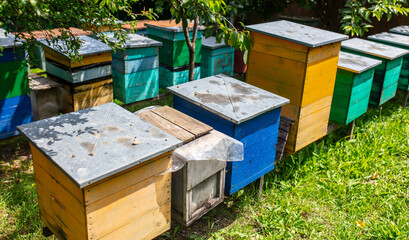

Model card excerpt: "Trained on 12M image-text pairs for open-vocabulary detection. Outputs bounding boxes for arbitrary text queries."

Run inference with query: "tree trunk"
[188,43,196,82]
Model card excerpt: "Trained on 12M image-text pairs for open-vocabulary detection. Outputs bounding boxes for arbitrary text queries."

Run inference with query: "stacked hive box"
[330,52,382,124]
[146,20,202,87]
[168,74,289,195]
[108,34,162,103]
[341,38,409,107]
[246,20,348,153]
[0,29,32,140]
[17,103,182,240]
[40,35,114,113]
[137,106,235,226]
[201,36,235,78]
[368,32,409,99]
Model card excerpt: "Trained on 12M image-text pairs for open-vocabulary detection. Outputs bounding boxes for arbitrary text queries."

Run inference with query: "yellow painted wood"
[247,32,340,153]
[86,173,171,239]
[44,47,112,68]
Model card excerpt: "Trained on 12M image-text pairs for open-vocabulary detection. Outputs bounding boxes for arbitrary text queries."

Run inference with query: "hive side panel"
[44,48,112,68]
[307,42,341,64]
[72,79,113,111]
[0,60,28,100]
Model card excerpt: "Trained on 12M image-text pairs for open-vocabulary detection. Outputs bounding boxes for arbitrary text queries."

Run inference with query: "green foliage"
[340,0,409,36]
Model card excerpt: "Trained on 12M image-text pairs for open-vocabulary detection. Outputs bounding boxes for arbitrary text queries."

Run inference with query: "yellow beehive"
[246,20,348,153]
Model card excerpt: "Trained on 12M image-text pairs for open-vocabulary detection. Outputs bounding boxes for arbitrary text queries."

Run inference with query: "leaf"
[356,220,366,228]
[371,171,379,180]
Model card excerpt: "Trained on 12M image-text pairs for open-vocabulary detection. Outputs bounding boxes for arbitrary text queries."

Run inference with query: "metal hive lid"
[338,51,382,73]
[39,35,111,57]
[368,32,409,48]
[0,28,23,49]
[202,36,230,50]
[107,33,162,48]
[17,103,182,188]
[390,25,409,36]
[341,38,409,60]
[246,20,348,48]
[167,74,290,124]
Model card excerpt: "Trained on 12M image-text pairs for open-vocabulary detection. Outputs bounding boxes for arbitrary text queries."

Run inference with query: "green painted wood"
[112,69,159,104]
[112,47,159,61]
[201,49,234,78]
[330,68,375,124]
[148,35,202,68]
[0,60,29,100]
[146,26,203,42]
[159,66,200,88]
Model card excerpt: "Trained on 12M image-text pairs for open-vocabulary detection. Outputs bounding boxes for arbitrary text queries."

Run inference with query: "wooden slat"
[84,153,172,205]
[151,106,213,138]
[86,173,171,240]
[72,79,113,112]
[138,111,195,143]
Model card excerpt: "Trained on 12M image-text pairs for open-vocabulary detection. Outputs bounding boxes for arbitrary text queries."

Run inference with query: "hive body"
[201,37,234,78]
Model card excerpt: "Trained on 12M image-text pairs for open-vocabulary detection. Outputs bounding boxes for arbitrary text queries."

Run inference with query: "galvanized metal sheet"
[145,23,205,33]
[390,25,409,36]
[202,37,229,50]
[17,103,182,188]
[0,28,23,49]
[167,74,290,124]
[246,20,348,48]
[341,38,409,60]
[338,51,382,73]
[39,35,111,57]
[368,32,409,48]
[107,33,162,48]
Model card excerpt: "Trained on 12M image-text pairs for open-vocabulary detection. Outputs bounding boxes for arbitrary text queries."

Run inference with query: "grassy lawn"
[1,93,408,239]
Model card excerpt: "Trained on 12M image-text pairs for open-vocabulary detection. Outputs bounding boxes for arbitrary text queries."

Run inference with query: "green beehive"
[146,21,203,68]
[341,38,409,107]
[330,52,382,124]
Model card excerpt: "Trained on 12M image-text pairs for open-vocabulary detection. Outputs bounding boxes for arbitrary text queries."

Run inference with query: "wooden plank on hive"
[138,111,195,143]
[86,173,171,240]
[151,106,213,138]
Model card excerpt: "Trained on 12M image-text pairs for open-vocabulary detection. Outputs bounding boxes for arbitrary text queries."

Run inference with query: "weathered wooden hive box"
[201,36,235,78]
[0,29,32,139]
[146,20,202,87]
[341,38,409,107]
[245,20,348,153]
[368,32,409,92]
[29,75,62,121]
[137,106,240,226]
[40,35,113,113]
[168,74,289,195]
[330,52,382,125]
[108,34,162,103]
[17,103,182,240]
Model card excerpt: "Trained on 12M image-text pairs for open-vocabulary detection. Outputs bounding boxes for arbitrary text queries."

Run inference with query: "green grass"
[0,93,408,239]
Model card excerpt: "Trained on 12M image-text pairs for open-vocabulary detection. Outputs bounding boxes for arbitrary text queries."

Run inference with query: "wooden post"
[347,120,355,140]
[403,90,409,109]
[258,175,264,199]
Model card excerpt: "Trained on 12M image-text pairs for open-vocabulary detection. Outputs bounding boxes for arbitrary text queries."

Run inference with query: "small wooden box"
[137,106,231,226]
[0,95,32,140]
[330,52,382,124]
[168,75,289,195]
[146,20,203,68]
[17,103,182,240]
[246,20,347,153]
[159,64,201,88]
[29,76,62,121]
[108,34,162,103]
[341,38,409,107]
[201,37,235,78]
[369,32,409,91]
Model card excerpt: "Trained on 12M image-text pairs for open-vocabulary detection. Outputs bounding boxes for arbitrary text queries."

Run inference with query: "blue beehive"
[109,34,162,103]
[0,29,32,139]
[168,74,289,195]
[201,37,235,78]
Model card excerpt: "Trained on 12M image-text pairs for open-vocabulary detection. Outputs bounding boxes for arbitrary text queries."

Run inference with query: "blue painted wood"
[112,47,159,61]
[112,55,158,74]
[172,95,283,195]
[0,95,32,140]
[0,48,25,63]
[201,47,235,78]
[159,65,200,88]
[112,69,159,103]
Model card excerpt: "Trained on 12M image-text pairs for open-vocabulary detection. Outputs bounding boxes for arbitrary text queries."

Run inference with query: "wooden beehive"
[245,20,348,153]
[29,75,62,121]
[341,38,409,107]
[109,34,162,103]
[137,106,231,226]
[17,103,182,240]
[368,32,409,91]
[0,29,32,140]
[159,64,201,88]
[201,37,235,78]
[330,52,382,125]
[168,75,289,195]
[146,20,203,68]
